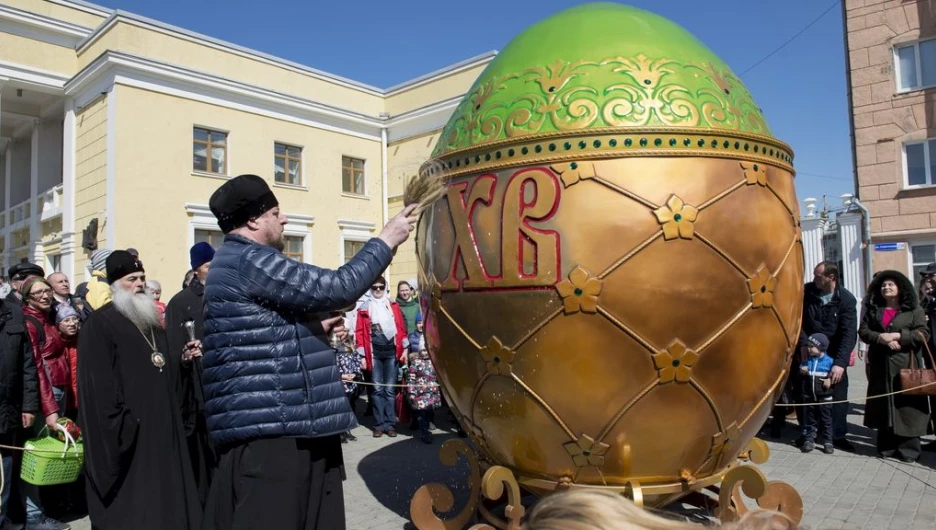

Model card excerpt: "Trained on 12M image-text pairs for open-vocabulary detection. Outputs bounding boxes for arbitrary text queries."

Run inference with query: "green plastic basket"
[20,425,83,486]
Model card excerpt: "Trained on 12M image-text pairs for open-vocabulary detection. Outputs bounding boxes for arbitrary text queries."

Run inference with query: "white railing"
[2,184,64,230]
[8,199,31,227]
[39,184,63,221]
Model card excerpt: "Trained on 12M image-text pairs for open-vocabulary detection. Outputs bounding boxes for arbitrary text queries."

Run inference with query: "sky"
[95,0,854,209]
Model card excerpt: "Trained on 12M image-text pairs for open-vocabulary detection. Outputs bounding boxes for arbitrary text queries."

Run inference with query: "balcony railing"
[2,184,64,231]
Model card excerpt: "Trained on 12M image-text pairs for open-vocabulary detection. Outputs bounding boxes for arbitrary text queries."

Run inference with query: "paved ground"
[61,358,936,529]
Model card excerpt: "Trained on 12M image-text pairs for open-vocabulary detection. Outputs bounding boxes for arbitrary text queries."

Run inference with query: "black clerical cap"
[8,262,45,280]
[106,250,145,284]
[208,174,279,233]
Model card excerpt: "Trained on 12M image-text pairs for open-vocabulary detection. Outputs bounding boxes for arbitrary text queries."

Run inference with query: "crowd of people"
[0,173,422,530]
[768,260,936,464]
[1,177,935,530]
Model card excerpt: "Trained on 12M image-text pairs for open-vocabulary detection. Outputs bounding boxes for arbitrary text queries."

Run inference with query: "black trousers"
[802,402,833,445]
[202,436,345,530]
[831,370,849,440]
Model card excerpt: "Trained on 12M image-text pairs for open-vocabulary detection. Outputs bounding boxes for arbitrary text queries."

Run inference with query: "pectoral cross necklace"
[139,327,166,372]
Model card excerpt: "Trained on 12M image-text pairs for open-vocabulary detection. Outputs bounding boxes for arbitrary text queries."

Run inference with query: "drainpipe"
[841,1,861,201]
[850,197,874,287]
[379,116,389,227]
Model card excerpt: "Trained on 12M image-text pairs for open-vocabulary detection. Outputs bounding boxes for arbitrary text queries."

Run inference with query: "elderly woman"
[860,270,930,463]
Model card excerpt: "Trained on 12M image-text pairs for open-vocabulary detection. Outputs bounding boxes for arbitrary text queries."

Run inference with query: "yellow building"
[0,0,494,292]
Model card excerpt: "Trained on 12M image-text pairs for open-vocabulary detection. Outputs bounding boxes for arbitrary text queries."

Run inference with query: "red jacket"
[23,305,67,416]
[355,301,407,371]
[63,336,78,410]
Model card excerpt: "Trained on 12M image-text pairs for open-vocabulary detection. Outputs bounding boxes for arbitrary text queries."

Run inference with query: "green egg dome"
[427,2,792,175]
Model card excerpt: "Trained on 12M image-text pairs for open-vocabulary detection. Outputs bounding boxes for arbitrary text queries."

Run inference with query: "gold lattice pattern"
[427,159,800,482]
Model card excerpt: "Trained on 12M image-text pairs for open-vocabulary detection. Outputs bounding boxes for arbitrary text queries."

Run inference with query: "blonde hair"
[521,489,804,530]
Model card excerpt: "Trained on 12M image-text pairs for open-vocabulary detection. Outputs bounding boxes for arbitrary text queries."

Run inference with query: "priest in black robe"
[165,241,216,506]
[77,251,202,529]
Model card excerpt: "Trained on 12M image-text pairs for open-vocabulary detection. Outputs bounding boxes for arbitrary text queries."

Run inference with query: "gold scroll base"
[409,437,803,529]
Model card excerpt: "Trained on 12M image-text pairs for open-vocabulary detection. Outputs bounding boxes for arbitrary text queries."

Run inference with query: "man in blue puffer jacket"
[200,174,417,530]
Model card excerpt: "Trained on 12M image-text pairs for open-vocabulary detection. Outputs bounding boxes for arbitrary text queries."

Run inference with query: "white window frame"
[909,241,936,286]
[273,141,306,189]
[895,38,936,93]
[902,138,936,189]
[192,125,231,179]
[341,155,368,198]
[184,204,314,262]
[338,219,376,263]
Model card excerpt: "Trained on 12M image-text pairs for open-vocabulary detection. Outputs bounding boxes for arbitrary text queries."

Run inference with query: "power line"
[739,1,840,76]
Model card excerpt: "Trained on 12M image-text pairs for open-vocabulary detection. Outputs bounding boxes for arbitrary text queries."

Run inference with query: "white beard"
[111,284,162,331]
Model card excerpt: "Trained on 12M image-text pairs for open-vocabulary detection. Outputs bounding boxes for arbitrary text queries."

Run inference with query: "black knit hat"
[208,174,279,233]
[106,250,145,284]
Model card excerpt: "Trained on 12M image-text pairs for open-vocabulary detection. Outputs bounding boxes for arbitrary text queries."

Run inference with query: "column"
[801,198,825,275]
[837,211,866,308]
[61,99,76,281]
[29,119,41,265]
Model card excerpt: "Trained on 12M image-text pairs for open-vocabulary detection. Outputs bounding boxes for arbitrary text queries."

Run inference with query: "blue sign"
[874,243,905,252]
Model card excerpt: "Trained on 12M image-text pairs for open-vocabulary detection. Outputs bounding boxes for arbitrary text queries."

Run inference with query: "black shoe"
[769,424,783,439]
[897,454,917,463]
[793,436,806,448]
[346,432,357,442]
[340,433,349,444]
[822,444,834,455]
[25,516,69,530]
[800,441,815,453]
[421,432,432,444]
[833,438,855,452]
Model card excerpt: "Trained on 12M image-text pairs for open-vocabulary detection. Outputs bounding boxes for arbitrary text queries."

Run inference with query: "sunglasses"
[371,284,386,291]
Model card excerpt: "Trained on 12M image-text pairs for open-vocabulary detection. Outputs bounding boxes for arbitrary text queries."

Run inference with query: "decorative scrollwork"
[471,466,525,530]
[410,439,483,530]
[433,55,771,157]
[717,465,804,525]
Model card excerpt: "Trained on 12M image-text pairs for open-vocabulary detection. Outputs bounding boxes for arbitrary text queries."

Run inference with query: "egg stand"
[409,436,803,529]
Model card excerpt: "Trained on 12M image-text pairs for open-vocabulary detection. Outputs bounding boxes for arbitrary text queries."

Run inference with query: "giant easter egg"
[415,2,803,506]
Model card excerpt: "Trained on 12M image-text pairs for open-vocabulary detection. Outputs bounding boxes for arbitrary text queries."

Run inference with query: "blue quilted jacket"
[202,233,393,446]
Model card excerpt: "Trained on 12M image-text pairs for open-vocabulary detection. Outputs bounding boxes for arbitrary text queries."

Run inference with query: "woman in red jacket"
[20,276,72,530]
[21,278,68,425]
[354,276,407,438]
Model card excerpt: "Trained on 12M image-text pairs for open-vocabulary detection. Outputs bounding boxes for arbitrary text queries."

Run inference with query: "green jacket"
[397,296,420,334]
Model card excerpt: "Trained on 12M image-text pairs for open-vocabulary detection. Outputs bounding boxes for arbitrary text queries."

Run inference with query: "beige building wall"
[3,0,106,29]
[0,31,76,74]
[384,62,489,116]
[0,0,493,294]
[846,0,936,279]
[73,93,108,278]
[386,131,442,286]
[77,21,385,117]
[111,85,384,289]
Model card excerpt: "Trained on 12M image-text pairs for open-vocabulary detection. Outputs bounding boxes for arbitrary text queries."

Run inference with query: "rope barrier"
[773,379,936,407]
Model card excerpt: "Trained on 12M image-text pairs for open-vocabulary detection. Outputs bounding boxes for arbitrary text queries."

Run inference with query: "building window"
[344,239,366,264]
[896,39,936,91]
[193,127,227,174]
[194,229,225,249]
[284,235,304,262]
[342,156,365,195]
[903,139,936,187]
[274,143,302,185]
[912,244,935,282]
